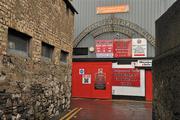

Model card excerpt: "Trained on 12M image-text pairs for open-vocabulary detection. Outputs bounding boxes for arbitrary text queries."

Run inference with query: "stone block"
[153,1,180,120]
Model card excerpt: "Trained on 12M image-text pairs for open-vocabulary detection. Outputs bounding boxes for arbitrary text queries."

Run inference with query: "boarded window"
[41,42,54,59]
[60,50,69,63]
[8,28,31,56]
[73,47,88,55]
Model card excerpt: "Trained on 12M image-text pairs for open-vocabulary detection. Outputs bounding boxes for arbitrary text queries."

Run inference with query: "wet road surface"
[69,98,152,120]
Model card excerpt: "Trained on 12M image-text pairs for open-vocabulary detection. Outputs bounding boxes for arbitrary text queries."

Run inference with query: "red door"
[72,62,112,99]
[145,70,153,101]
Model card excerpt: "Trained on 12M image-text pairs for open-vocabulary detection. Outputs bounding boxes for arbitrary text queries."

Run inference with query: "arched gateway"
[72,17,154,101]
[72,0,176,104]
[73,17,155,47]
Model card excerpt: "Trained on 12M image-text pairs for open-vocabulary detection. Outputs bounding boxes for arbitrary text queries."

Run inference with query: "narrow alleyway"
[61,98,152,120]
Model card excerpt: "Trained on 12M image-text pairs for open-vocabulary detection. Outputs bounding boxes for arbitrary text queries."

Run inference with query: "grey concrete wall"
[153,0,180,119]
[72,0,176,58]
[72,0,176,38]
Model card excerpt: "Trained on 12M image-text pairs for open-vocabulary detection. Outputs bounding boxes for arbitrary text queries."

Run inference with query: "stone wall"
[153,1,180,120]
[0,0,74,119]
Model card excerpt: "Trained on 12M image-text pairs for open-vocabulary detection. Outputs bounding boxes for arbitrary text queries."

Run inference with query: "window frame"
[60,50,69,64]
[41,42,54,61]
[8,28,31,57]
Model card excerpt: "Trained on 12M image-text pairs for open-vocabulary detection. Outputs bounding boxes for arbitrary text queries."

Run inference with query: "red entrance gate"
[72,62,112,99]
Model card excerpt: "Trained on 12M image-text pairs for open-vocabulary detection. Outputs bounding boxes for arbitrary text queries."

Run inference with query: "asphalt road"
[67,98,152,120]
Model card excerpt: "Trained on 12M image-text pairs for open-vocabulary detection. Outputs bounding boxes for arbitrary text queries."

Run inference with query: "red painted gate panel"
[145,70,153,101]
[72,62,112,99]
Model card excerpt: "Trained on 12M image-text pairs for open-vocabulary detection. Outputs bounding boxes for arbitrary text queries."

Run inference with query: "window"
[73,47,88,55]
[41,42,54,59]
[8,28,31,56]
[60,50,69,63]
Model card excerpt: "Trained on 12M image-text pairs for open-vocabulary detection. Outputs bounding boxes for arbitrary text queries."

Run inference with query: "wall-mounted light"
[89,47,95,52]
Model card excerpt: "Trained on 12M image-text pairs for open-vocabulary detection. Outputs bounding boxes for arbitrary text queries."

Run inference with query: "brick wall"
[0,0,75,119]
[153,1,180,120]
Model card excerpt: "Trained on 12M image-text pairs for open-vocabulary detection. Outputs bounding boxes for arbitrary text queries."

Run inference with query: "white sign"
[82,74,91,84]
[96,40,113,58]
[132,38,147,58]
[96,53,113,58]
[112,70,145,96]
[79,69,85,75]
[136,60,152,67]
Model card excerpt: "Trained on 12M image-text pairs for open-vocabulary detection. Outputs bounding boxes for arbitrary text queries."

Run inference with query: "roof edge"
[63,0,78,14]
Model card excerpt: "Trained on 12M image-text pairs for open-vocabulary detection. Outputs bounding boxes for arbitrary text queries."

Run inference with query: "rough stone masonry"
[0,0,75,119]
[153,1,180,120]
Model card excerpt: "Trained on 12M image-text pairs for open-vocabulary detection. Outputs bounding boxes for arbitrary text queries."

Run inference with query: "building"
[154,1,180,119]
[0,0,77,119]
[71,0,176,101]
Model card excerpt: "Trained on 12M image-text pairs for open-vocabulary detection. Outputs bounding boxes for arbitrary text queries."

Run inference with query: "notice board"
[113,39,132,58]
[132,38,147,58]
[96,40,113,58]
[112,68,140,87]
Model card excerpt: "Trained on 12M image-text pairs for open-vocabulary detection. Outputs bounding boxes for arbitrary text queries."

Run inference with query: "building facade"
[0,0,76,119]
[72,0,176,100]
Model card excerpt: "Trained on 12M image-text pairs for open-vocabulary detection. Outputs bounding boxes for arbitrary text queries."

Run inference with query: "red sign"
[112,68,140,87]
[96,40,113,58]
[113,39,132,58]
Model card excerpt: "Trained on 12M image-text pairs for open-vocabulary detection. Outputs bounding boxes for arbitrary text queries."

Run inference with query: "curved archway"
[73,17,155,47]
[91,25,138,38]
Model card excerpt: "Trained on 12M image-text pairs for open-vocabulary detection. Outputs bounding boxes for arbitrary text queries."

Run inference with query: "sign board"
[112,68,140,87]
[113,39,132,58]
[132,38,147,58]
[96,4,129,14]
[79,69,85,75]
[96,40,113,58]
[94,68,106,90]
[136,60,152,67]
[82,74,91,84]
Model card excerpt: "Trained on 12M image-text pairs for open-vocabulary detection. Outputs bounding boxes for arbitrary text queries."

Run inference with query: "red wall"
[72,62,112,99]
[145,70,153,101]
[72,62,153,101]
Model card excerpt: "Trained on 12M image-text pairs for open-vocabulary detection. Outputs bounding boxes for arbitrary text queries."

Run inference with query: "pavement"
[60,98,152,120]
